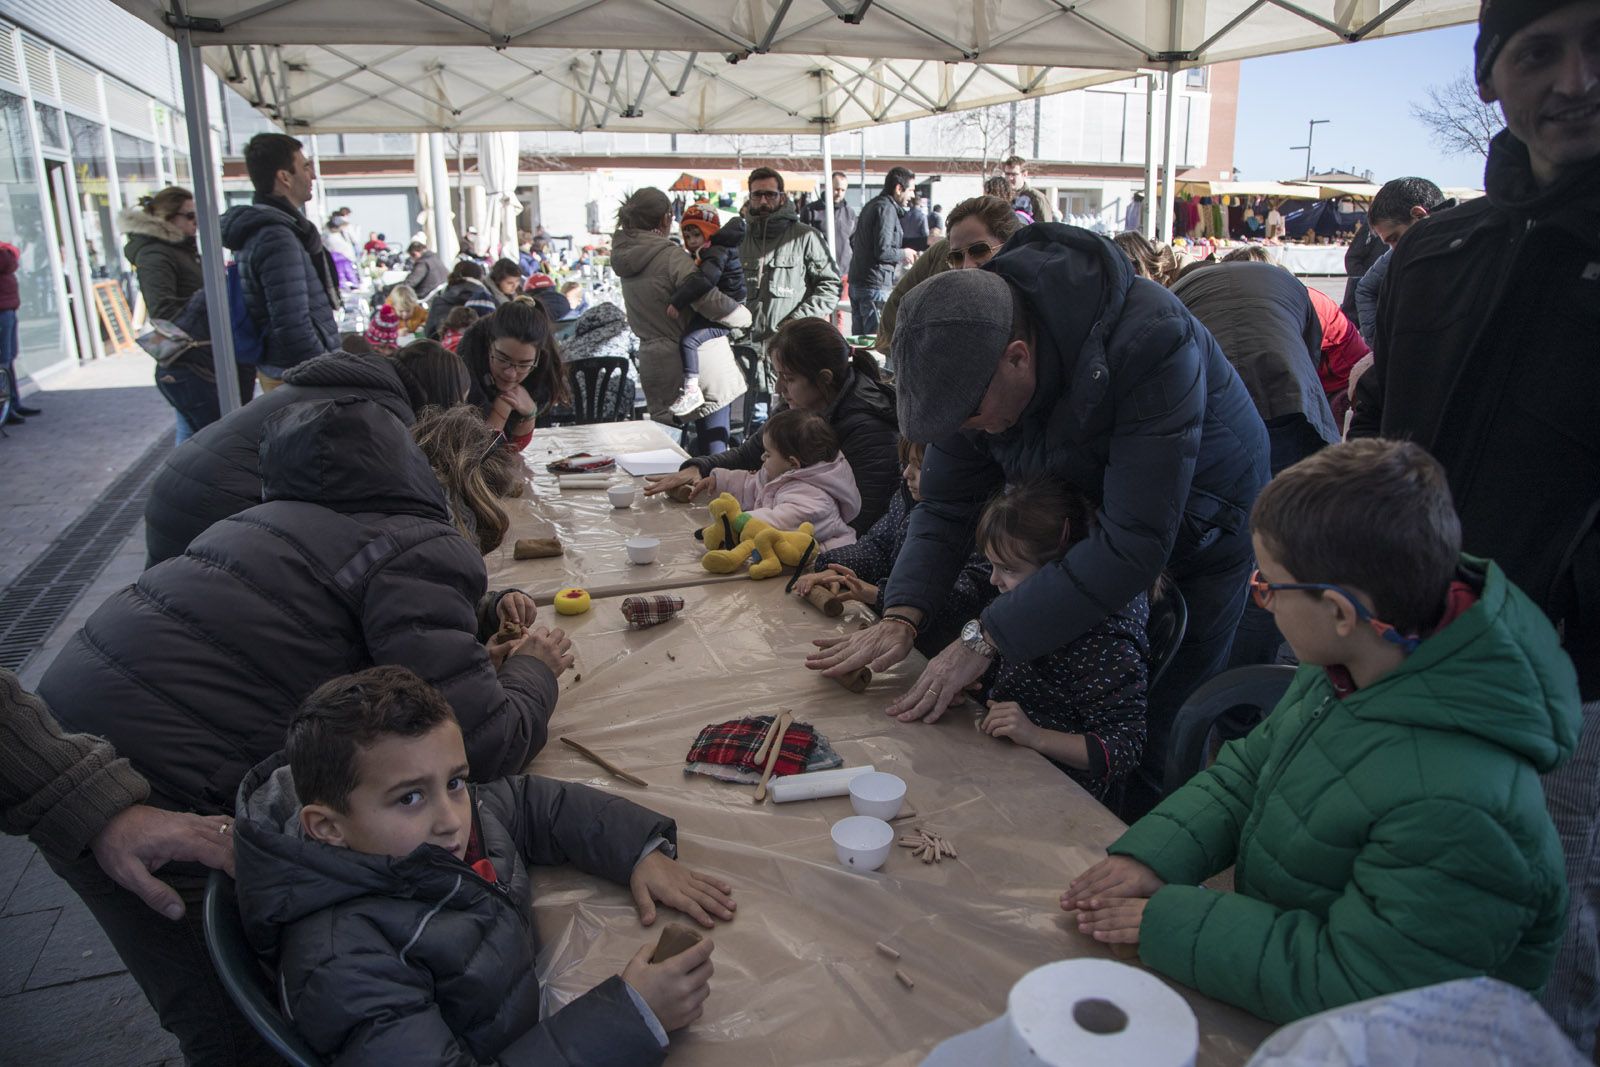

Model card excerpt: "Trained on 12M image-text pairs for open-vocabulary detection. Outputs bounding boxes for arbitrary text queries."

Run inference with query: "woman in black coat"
[644,317,900,534]
[142,343,470,566]
[38,400,570,1063]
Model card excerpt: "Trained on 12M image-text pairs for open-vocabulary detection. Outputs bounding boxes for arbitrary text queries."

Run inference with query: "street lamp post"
[1290,118,1330,181]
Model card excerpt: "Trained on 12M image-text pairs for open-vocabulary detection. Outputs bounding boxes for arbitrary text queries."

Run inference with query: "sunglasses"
[1248,569,1421,654]
[946,241,997,268]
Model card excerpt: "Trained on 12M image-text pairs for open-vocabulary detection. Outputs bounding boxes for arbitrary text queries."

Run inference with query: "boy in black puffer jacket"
[236,667,732,1066]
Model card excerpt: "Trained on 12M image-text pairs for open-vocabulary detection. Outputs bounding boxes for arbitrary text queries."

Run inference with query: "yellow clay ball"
[554,588,591,615]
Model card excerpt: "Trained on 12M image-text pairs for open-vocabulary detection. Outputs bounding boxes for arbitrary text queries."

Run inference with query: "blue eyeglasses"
[1250,569,1422,654]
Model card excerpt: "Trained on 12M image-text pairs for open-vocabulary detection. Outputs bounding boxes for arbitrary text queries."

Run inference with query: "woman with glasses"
[121,185,241,442]
[39,400,570,1064]
[456,300,570,452]
[873,195,1023,361]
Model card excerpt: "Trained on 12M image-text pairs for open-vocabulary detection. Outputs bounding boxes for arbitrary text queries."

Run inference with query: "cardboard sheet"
[524,581,1273,1066]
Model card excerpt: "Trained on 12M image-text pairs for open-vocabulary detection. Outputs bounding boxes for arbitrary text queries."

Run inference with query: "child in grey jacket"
[234,666,734,1065]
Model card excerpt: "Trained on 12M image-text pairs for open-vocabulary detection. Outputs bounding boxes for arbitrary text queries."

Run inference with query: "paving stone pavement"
[1,358,184,1066]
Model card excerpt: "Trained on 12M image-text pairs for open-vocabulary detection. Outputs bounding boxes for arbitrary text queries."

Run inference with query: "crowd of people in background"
[0,0,1596,1061]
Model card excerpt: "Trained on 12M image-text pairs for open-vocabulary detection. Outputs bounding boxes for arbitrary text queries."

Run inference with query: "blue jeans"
[850,287,890,336]
[0,308,17,365]
[155,361,254,443]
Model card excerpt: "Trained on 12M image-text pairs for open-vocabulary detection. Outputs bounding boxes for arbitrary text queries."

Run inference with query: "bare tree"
[1411,73,1504,160]
[939,102,1037,176]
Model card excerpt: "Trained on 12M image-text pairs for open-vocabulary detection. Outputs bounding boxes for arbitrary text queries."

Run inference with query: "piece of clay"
[875,941,901,960]
[804,586,844,617]
[667,485,695,503]
[894,969,915,990]
[833,666,872,694]
[513,537,563,560]
[649,922,704,963]
[494,620,527,644]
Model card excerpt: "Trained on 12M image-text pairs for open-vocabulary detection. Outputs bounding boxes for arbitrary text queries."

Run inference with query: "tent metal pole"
[429,132,453,260]
[1159,64,1179,242]
[821,124,835,272]
[1142,72,1156,238]
[173,8,243,415]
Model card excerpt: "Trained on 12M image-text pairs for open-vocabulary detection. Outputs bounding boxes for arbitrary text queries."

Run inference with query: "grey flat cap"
[891,269,1014,442]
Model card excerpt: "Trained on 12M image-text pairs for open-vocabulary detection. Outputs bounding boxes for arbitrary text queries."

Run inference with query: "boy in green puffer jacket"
[1065,438,1581,1025]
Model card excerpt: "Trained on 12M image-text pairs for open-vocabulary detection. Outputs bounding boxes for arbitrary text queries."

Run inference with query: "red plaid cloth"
[685,715,816,778]
[621,595,685,629]
[546,452,616,474]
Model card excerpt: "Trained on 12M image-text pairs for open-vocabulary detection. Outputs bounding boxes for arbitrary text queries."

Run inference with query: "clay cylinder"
[805,586,844,617]
[834,666,872,694]
[513,537,563,560]
[667,485,695,503]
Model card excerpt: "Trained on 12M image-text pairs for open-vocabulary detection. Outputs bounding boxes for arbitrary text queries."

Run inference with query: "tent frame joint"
[162,12,223,32]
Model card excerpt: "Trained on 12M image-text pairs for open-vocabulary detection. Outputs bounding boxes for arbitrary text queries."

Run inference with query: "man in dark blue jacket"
[810,225,1269,819]
[847,166,913,335]
[220,133,339,391]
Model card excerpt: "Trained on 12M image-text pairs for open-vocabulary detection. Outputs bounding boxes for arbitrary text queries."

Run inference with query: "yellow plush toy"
[698,492,818,580]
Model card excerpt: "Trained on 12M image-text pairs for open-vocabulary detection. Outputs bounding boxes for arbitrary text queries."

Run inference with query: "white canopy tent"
[127,0,1477,413]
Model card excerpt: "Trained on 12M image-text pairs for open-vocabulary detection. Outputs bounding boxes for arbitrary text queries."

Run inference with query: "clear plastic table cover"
[491,422,746,603]
[524,580,1273,1066]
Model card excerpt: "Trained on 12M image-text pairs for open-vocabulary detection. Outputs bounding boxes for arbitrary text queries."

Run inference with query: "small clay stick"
[834,666,872,694]
[890,806,918,822]
[804,586,845,617]
[875,941,901,960]
[895,969,915,990]
[513,537,564,559]
[649,923,704,963]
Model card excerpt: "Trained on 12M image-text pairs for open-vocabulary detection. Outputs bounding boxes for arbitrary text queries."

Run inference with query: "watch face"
[962,620,981,643]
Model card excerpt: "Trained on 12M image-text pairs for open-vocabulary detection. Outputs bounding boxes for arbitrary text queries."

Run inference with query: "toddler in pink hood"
[711,409,860,549]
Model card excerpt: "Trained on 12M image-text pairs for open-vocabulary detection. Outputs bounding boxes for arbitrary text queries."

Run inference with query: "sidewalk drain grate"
[0,435,174,672]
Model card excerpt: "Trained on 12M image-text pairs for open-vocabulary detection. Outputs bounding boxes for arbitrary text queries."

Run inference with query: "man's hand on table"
[884,639,991,724]
[806,618,914,680]
[511,625,574,677]
[629,849,736,928]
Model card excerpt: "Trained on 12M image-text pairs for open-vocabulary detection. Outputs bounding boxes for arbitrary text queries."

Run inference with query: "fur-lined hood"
[117,207,189,245]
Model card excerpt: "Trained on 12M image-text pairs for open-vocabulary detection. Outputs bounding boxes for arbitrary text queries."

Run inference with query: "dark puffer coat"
[219,196,339,371]
[234,756,673,1066]
[143,354,422,566]
[41,397,557,813]
[886,224,1269,662]
[681,366,900,534]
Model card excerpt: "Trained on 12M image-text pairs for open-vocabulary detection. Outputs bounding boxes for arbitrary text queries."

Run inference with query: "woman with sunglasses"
[121,186,242,441]
[38,401,571,1063]
[457,299,570,452]
[873,195,1023,360]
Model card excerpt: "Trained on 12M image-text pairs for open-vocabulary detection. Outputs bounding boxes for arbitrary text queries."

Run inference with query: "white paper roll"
[767,765,875,803]
[558,475,613,489]
[921,959,1197,1067]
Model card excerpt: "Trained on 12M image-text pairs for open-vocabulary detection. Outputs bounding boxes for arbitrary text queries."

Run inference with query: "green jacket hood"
[1342,556,1580,773]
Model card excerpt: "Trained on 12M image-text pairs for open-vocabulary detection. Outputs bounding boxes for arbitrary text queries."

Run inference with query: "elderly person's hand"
[90,805,236,920]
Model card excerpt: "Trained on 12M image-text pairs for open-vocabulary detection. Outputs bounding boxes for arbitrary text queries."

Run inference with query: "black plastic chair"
[1161,664,1298,795]
[1145,587,1188,690]
[202,870,324,1067]
[566,357,636,424]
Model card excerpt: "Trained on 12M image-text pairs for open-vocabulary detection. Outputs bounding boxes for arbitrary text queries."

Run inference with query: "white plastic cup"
[608,484,637,508]
[831,815,894,871]
[849,772,907,821]
[625,536,660,565]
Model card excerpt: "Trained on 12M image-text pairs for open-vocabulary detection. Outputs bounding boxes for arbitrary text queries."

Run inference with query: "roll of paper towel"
[767,765,875,803]
[921,959,1197,1067]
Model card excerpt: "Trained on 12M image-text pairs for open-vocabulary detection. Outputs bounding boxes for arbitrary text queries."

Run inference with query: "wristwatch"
[960,619,997,659]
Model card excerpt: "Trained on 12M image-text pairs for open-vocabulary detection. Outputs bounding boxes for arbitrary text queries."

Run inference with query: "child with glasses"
[664,204,747,419]
[966,480,1151,802]
[1066,438,1581,1025]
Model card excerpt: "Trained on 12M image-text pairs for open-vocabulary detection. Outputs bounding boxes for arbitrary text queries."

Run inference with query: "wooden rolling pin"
[513,537,563,559]
[557,474,613,489]
[804,586,845,617]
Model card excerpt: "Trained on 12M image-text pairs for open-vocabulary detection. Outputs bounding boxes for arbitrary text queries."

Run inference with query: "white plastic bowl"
[625,536,660,565]
[608,484,638,508]
[831,815,894,871]
[849,772,907,821]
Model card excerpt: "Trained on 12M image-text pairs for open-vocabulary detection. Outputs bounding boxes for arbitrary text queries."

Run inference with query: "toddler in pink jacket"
[711,409,861,549]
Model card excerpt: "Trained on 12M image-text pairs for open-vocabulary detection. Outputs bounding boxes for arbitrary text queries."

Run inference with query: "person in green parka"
[1066,438,1581,1025]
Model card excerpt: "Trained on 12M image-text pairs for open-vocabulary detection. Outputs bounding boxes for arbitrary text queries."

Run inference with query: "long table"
[524,580,1273,1066]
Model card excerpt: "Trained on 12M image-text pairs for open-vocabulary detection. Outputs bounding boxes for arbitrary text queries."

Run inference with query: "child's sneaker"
[668,381,706,418]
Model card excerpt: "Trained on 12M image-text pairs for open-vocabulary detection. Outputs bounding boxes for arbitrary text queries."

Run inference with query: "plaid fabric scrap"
[545,452,616,474]
[621,594,685,629]
[685,715,817,778]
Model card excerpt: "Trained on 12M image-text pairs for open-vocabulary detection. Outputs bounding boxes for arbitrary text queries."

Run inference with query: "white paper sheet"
[616,448,690,476]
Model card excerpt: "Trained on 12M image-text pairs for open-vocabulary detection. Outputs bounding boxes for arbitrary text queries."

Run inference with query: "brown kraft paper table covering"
[493,421,747,602]
[523,580,1273,1065]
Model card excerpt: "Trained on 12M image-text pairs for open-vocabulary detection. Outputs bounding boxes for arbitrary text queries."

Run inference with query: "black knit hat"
[1475,0,1581,83]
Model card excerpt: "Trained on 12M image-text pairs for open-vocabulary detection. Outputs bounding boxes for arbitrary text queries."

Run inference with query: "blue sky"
[1233,24,1489,188]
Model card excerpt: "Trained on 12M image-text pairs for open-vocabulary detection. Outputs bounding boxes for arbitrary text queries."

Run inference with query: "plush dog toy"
[697,492,817,579]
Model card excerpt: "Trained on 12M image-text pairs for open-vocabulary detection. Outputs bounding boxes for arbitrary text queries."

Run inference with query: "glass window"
[66,114,115,279]
[1185,67,1210,90]
[171,149,191,185]
[0,90,69,377]
[112,130,160,206]
[33,102,65,151]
